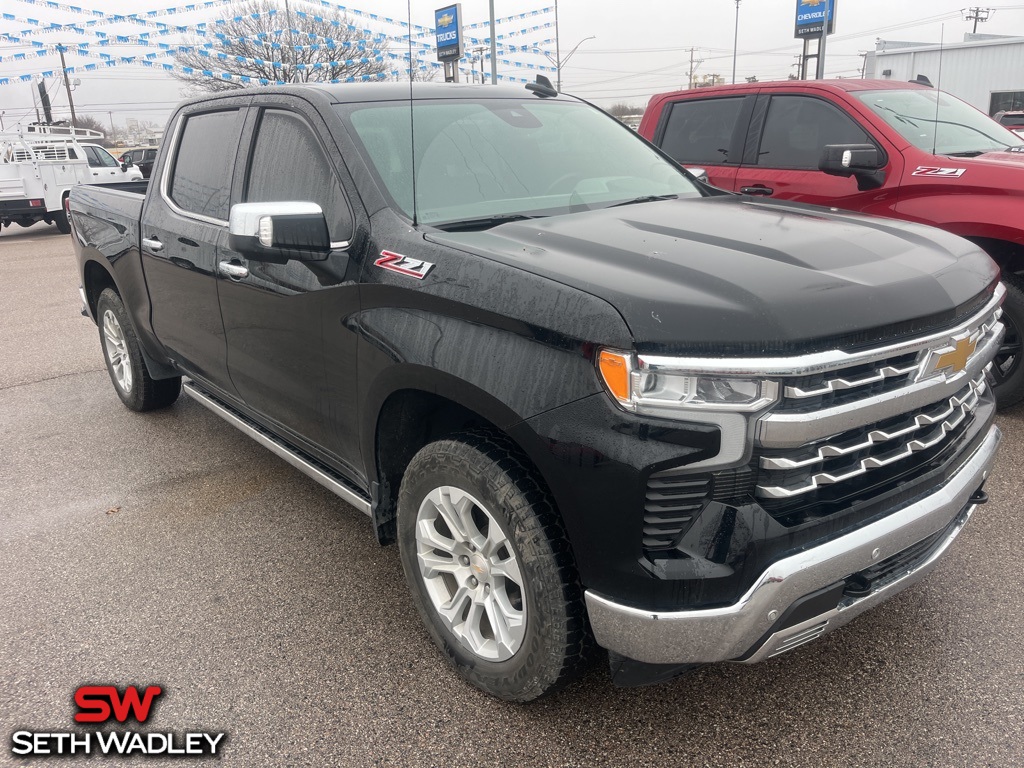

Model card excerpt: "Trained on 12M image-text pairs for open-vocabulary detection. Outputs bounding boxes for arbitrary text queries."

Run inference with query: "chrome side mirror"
[227,202,331,263]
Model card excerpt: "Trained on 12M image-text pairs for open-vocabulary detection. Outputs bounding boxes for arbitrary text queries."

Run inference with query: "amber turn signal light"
[598,349,632,403]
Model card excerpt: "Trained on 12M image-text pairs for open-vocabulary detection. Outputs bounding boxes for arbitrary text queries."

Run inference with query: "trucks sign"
[795,0,836,38]
[435,4,463,62]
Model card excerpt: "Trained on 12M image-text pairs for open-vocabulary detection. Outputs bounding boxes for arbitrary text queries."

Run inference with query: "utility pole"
[474,46,486,84]
[731,0,740,85]
[964,7,991,34]
[284,0,296,83]
[687,48,703,89]
[58,46,77,128]
[108,111,115,137]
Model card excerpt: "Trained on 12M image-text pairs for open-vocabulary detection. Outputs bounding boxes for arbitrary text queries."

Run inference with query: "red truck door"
[644,93,756,191]
[733,93,902,217]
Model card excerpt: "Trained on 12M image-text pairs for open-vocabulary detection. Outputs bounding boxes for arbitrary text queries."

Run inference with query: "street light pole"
[731,0,740,85]
[489,0,497,84]
[544,36,594,93]
[555,0,562,91]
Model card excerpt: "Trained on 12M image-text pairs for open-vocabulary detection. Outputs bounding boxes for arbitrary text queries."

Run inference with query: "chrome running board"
[182,380,371,516]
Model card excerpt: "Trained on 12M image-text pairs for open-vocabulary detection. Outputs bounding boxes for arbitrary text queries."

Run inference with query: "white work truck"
[1,124,141,233]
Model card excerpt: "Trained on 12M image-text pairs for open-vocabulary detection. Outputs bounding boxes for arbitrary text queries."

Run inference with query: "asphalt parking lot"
[2,221,1023,768]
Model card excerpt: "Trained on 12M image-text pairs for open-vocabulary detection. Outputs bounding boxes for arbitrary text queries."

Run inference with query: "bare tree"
[606,102,640,118]
[171,0,392,92]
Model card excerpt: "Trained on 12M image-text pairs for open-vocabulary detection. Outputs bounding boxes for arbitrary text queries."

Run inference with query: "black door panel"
[140,105,248,397]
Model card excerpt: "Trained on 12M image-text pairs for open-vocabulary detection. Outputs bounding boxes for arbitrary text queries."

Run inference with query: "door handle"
[218,260,249,280]
[740,186,774,196]
[142,236,164,252]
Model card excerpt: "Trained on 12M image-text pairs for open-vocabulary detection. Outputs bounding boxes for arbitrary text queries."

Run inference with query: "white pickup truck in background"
[1,123,142,233]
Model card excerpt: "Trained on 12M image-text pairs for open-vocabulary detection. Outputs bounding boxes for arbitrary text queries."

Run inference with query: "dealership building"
[864,34,1024,116]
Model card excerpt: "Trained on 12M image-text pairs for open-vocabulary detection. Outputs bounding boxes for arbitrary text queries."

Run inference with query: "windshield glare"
[855,89,1024,155]
[343,99,700,225]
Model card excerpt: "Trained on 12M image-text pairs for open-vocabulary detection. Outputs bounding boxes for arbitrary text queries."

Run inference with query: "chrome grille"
[757,372,986,502]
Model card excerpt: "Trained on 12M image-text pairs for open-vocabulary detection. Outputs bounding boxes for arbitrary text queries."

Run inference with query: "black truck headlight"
[598,349,779,415]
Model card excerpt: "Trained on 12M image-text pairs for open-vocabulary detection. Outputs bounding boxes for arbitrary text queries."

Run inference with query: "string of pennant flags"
[0,3,556,88]
[0,53,536,88]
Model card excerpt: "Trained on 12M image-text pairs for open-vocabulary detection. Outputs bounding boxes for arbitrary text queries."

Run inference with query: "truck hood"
[427,196,998,354]
[955,147,1024,174]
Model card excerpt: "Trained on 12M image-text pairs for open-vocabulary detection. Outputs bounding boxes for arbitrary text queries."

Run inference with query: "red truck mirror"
[819,144,885,190]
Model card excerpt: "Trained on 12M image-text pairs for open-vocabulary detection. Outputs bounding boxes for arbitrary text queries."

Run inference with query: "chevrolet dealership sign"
[435,4,463,61]
[795,0,836,38]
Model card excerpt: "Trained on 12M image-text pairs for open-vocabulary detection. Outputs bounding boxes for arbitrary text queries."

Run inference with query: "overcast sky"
[3,0,1024,133]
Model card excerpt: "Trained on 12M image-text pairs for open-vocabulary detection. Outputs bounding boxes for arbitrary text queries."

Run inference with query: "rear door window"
[168,111,243,220]
[658,97,745,164]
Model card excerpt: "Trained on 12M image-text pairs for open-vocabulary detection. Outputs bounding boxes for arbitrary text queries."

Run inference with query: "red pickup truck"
[639,79,1024,408]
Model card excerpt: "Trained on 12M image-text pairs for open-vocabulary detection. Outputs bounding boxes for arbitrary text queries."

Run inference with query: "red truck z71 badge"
[911,166,967,178]
[375,250,435,279]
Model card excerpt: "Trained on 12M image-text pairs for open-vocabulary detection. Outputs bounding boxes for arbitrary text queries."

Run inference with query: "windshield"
[341,99,700,227]
[854,89,1024,156]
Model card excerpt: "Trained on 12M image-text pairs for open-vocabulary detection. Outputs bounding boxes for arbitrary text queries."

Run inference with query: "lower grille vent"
[643,472,711,549]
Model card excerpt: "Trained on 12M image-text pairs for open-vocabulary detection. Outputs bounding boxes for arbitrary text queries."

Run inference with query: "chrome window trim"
[638,283,1004,378]
[159,112,230,228]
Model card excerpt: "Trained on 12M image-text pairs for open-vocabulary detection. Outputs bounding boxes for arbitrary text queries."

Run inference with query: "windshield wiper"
[434,214,544,232]
[604,194,679,209]
[945,150,987,157]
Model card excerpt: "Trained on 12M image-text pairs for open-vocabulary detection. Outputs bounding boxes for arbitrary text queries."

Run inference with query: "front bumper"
[585,423,1001,665]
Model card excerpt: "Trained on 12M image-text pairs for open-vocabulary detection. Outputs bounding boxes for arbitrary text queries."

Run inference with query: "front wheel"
[991,277,1024,409]
[96,288,181,411]
[397,433,589,702]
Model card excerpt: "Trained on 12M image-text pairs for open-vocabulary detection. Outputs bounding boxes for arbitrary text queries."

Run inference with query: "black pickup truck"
[69,82,1003,701]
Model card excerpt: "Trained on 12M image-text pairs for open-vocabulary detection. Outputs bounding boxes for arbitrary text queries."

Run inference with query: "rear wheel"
[52,207,70,234]
[991,277,1024,409]
[397,432,589,701]
[96,288,181,411]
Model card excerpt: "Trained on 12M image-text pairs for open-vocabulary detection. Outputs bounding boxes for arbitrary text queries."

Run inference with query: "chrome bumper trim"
[585,424,1000,665]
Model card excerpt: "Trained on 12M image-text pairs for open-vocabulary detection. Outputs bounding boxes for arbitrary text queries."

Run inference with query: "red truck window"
[659,97,745,165]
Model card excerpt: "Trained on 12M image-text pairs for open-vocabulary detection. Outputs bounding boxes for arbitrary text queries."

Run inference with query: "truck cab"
[640,79,1024,408]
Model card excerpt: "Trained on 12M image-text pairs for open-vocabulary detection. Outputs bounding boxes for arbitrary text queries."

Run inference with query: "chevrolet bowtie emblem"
[935,337,977,374]
[438,13,454,26]
[801,0,825,5]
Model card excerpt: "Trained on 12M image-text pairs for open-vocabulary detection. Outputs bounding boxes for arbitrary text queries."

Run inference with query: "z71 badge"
[375,250,435,279]
[911,166,967,178]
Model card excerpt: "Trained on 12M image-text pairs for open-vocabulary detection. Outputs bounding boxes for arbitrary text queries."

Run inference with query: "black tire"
[991,277,1024,409]
[397,432,589,702]
[96,288,181,411]
[53,208,71,234]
